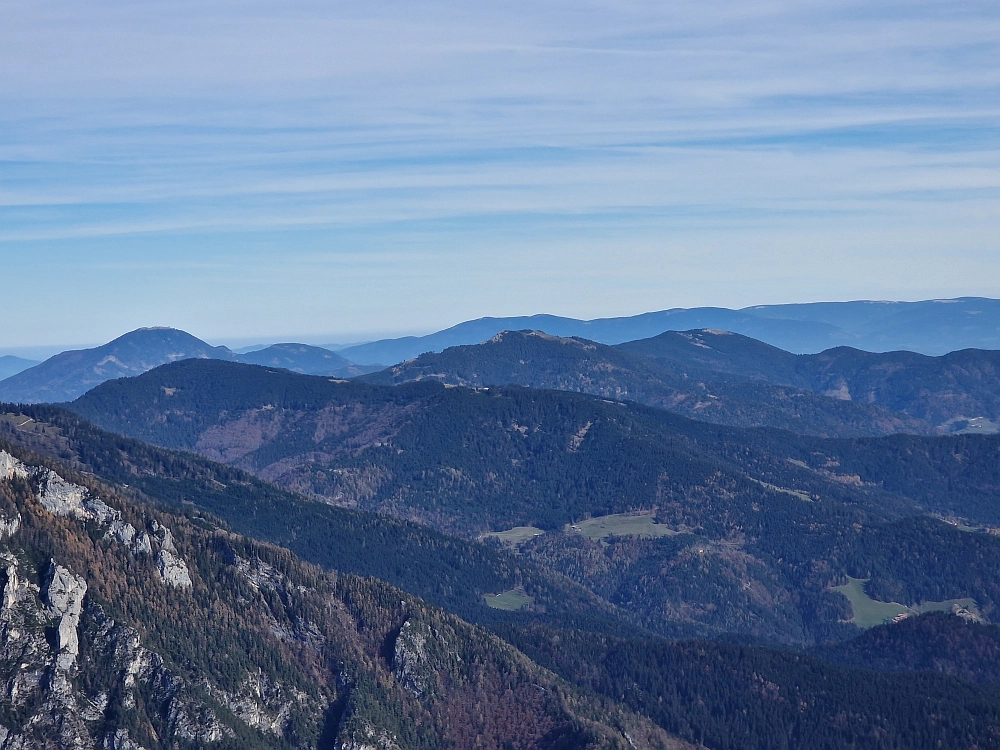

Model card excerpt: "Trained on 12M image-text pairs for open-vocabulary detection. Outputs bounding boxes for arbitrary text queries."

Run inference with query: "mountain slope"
[362,330,931,437]
[815,612,1000,684]
[620,329,1000,433]
[0,356,38,381]
[0,440,681,750]
[236,343,379,377]
[0,405,636,641]
[509,622,1000,750]
[67,360,1000,647]
[0,328,231,404]
[7,410,1000,748]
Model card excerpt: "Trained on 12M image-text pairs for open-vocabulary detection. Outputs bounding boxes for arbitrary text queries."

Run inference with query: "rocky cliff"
[0,444,684,750]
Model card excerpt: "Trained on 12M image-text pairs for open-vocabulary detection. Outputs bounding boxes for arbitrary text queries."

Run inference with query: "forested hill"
[67,358,924,534]
[361,330,931,437]
[70,358,1000,530]
[64,359,1000,651]
[0,404,636,640]
[0,438,678,749]
[816,612,1000,684]
[8,406,1000,748]
[620,328,1000,433]
[363,327,1000,436]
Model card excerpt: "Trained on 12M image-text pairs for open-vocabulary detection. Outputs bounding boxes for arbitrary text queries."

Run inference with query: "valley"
[60,359,1000,649]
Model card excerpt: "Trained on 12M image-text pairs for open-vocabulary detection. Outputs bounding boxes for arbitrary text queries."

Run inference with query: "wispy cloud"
[0,0,998,345]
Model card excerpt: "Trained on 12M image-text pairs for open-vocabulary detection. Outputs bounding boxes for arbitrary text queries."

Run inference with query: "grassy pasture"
[480,526,546,545]
[833,577,909,628]
[833,576,979,628]
[483,589,533,611]
[567,512,677,541]
[751,477,812,502]
[913,598,978,615]
[0,413,49,434]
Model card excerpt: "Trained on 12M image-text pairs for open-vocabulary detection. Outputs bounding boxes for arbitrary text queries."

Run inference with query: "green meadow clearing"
[751,477,812,502]
[833,576,978,628]
[480,526,546,545]
[567,512,678,541]
[482,589,533,611]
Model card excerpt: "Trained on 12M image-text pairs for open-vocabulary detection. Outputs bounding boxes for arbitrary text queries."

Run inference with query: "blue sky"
[2,0,999,350]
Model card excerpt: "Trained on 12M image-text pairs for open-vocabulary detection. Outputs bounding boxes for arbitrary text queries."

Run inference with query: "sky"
[2,0,999,350]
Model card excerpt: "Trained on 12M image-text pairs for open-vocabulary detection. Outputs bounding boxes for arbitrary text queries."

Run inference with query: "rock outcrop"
[0,512,20,539]
[151,521,192,588]
[0,438,681,750]
[43,560,87,670]
[0,451,28,481]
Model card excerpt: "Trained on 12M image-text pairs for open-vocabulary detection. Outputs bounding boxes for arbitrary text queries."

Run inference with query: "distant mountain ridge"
[0,355,38,380]
[0,328,373,403]
[337,297,1000,364]
[365,328,1000,435]
[234,342,379,378]
[619,329,1000,433]
[364,330,932,438]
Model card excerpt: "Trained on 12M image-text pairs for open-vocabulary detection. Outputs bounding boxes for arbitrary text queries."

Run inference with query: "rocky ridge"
[0,445,684,749]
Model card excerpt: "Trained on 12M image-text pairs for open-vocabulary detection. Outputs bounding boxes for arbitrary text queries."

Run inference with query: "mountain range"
[67,359,1000,646]
[363,330,932,437]
[4,296,1000,407]
[0,328,377,404]
[5,299,1000,746]
[6,398,1000,748]
[366,328,1000,435]
[335,297,1000,364]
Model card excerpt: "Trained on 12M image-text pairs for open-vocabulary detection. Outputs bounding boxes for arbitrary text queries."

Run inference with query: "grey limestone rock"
[37,469,121,527]
[336,714,402,750]
[43,560,87,670]
[0,451,28,481]
[102,727,148,750]
[37,469,91,520]
[151,521,193,588]
[392,617,434,697]
[156,548,192,588]
[0,512,20,540]
[205,672,312,736]
[106,520,152,555]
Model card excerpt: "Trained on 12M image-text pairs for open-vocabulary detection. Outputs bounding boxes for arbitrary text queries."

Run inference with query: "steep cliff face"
[0,449,322,749]
[0,445,684,750]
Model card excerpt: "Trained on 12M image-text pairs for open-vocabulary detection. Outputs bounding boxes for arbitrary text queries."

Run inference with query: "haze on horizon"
[2,0,998,349]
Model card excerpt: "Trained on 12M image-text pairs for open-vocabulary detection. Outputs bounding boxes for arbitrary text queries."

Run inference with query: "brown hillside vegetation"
[0,440,685,750]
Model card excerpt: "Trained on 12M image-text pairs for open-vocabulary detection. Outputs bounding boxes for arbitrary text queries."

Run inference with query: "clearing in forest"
[833,576,979,628]
[480,526,546,545]
[567,512,677,541]
[482,589,533,611]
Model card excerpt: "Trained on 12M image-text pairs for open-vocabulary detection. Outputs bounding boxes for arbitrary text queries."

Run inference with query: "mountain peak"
[0,329,375,404]
[0,328,232,404]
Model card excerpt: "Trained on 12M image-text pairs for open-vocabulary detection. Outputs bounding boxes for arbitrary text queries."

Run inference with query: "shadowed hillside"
[65,360,1000,649]
[363,330,932,437]
[0,439,679,749]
